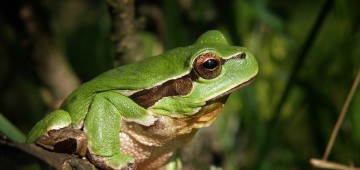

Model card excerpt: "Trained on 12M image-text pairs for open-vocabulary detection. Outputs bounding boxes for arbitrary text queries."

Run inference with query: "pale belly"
[119,103,223,169]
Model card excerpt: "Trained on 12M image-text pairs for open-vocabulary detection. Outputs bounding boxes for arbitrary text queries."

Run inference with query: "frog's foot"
[86,151,135,170]
[35,126,88,157]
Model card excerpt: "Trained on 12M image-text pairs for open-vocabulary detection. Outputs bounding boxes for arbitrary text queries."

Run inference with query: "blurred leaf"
[0,113,26,143]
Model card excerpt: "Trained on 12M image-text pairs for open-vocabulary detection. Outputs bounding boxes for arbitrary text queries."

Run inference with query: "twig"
[310,70,360,169]
[323,70,360,160]
[310,159,360,170]
[107,0,144,66]
[0,138,96,170]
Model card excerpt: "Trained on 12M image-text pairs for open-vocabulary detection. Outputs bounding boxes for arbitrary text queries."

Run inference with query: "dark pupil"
[203,59,218,69]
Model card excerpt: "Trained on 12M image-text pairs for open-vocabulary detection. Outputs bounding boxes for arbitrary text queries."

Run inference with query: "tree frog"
[27,30,258,169]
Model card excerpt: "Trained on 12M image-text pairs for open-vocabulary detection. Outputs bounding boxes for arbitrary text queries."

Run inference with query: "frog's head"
[130,30,258,131]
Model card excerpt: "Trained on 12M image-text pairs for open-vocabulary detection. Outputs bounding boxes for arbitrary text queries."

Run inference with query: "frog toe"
[87,151,135,170]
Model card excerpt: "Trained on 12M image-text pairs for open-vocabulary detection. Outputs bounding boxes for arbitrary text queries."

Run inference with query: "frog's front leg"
[27,110,88,157]
[35,126,88,156]
[84,91,156,170]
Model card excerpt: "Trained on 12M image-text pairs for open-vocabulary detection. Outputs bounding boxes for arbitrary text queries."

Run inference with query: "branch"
[310,159,360,170]
[0,138,95,170]
[107,0,144,66]
[322,70,360,160]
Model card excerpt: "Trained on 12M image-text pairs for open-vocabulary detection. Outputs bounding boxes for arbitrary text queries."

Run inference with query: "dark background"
[0,0,359,169]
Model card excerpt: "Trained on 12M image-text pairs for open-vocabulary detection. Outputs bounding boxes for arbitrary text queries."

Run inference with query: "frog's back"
[60,47,193,126]
[88,47,193,91]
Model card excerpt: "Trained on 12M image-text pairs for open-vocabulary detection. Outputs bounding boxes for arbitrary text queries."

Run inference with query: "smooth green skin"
[27,30,258,168]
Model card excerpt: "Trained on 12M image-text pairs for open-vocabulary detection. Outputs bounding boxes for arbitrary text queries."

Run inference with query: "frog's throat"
[118,101,224,168]
[177,100,225,133]
[121,101,224,147]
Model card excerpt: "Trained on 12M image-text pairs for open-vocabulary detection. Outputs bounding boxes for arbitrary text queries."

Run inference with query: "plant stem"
[322,70,360,160]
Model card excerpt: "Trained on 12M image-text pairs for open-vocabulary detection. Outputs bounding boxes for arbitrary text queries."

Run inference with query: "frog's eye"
[194,52,222,79]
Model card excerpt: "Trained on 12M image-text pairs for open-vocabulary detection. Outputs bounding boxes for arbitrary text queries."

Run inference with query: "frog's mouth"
[206,76,257,104]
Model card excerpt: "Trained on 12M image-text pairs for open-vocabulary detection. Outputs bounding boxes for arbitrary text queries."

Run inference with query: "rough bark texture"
[0,137,96,170]
[107,0,144,66]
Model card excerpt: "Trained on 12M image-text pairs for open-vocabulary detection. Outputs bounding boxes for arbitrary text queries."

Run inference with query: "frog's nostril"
[236,52,246,59]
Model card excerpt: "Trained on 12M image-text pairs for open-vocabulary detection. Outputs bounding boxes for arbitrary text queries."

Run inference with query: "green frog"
[27,30,259,169]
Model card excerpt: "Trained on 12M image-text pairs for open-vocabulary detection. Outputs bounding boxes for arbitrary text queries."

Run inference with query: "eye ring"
[193,52,222,79]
